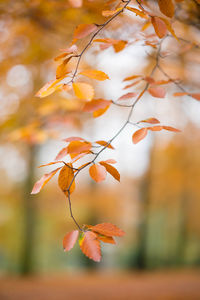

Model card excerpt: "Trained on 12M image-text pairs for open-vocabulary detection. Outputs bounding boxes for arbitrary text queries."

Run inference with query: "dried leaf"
[83,99,111,113]
[63,136,85,143]
[56,57,72,79]
[58,164,75,194]
[141,118,160,124]
[113,40,127,53]
[123,75,142,82]
[118,92,137,101]
[93,104,110,118]
[55,147,68,161]
[97,235,115,244]
[79,69,109,81]
[102,8,121,17]
[36,78,64,98]
[88,223,125,237]
[163,126,181,132]
[158,0,175,18]
[89,164,107,183]
[31,167,61,194]
[100,159,117,164]
[73,82,94,101]
[38,161,64,168]
[126,6,148,19]
[132,128,148,144]
[63,230,79,251]
[79,231,101,262]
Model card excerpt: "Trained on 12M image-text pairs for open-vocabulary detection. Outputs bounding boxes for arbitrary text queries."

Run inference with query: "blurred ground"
[0,270,200,300]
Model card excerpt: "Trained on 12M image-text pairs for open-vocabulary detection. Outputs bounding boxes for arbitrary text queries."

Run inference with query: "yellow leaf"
[58,164,75,195]
[73,82,94,101]
[79,69,109,81]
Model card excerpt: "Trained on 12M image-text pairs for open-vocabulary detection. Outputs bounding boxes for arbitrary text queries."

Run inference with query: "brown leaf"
[73,24,97,39]
[31,167,61,194]
[89,164,107,183]
[158,0,175,18]
[79,231,101,262]
[63,230,79,251]
[151,16,167,39]
[58,164,75,195]
[88,223,125,237]
[99,162,120,182]
[148,86,166,98]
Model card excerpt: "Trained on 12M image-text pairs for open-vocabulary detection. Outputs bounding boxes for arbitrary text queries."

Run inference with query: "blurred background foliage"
[0,0,200,276]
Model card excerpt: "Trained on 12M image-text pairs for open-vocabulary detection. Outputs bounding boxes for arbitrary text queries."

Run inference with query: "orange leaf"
[79,231,101,262]
[67,141,91,154]
[118,92,137,101]
[73,82,94,101]
[191,93,200,101]
[173,92,188,97]
[123,75,142,82]
[83,99,111,113]
[63,136,85,142]
[163,126,181,132]
[99,162,120,182]
[100,159,117,164]
[148,86,166,98]
[148,125,163,131]
[158,0,175,18]
[102,8,121,17]
[151,16,167,39]
[132,128,148,144]
[93,105,110,118]
[56,57,72,79]
[113,40,127,53]
[161,18,178,40]
[73,24,97,39]
[95,140,114,149]
[58,164,75,195]
[31,167,61,194]
[55,147,68,161]
[88,223,125,237]
[89,164,107,183]
[38,161,64,168]
[68,0,82,8]
[126,6,148,19]
[97,235,116,244]
[63,230,79,251]
[79,69,109,81]
[141,118,160,124]
[36,78,64,98]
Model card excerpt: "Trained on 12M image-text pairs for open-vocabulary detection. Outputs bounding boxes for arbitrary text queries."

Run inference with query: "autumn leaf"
[113,40,127,53]
[38,161,64,168]
[173,92,188,97]
[99,162,120,182]
[126,6,148,19]
[141,118,160,124]
[31,167,62,194]
[55,147,68,161]
[89,164,107,183]
[36,78,64,98]
[132,128,148,144]
[93,105,110,118]
[63,230,79,251]
[191,93,200,101]
[56,57,72,79]
[97,235,116,244]
[63,136,85,142]
[95,140,114,149]
[68,0,82,8]
[161,18,178,40]
[73,24,97,39]
[88,223,125,237]
[83,99,111,113]
[158,0,175,18]
[79,231,101,262]
[162,126,181,132]
[73,82,94,101]
[118,92,137,101]
[123,75,142,82]
[148,86,166,98]
[148,125,163,131]
[101,159,117,164]
[58,164,75,194]
[102,8,121,17]
[79,69,109,81]
[67,141,91,154]
[151,16,167,39]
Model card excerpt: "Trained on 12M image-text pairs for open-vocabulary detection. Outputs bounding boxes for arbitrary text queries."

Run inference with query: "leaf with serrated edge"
[88,223,125,237]
[79,231,101,262]
[63,230,79,251]
[58,164,75,195]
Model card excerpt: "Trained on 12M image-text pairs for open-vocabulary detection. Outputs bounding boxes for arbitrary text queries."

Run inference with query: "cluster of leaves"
[32,0,200,261]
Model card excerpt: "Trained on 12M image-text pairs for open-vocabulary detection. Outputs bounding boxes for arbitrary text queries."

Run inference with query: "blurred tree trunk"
[19,144,37,275]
